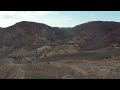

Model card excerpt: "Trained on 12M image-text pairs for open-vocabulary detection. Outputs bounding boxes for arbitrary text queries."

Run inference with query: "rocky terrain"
[1,21,120,79]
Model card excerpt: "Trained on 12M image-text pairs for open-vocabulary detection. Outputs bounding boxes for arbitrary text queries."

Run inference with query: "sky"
[0,11,120,27]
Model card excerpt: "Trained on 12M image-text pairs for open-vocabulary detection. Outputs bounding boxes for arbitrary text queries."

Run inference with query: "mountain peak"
[14,21,50,27]
[1,21,120,50]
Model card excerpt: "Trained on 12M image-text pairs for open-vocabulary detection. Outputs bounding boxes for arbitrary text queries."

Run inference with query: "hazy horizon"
[0,11,120,28]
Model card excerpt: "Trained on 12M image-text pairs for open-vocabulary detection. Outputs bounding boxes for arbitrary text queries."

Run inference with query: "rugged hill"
[1,21,120,51]
[68,21,120,50]
[0,21,63,49]
[1,21,120,79]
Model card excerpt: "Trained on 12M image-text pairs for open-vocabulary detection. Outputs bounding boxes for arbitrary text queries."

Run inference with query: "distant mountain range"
[0,21,120,50]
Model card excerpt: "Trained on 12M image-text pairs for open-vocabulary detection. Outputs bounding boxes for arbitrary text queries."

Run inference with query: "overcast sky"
[0,11,120,27]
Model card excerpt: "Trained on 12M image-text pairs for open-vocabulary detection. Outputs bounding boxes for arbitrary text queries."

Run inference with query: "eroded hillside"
[0,21,120,79]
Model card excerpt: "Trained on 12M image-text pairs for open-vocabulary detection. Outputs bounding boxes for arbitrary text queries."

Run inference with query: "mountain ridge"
[0,21,120,50]
[1,21,120,79]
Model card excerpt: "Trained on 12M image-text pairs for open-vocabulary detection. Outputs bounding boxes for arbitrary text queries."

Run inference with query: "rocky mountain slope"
[1,21,120,50]
[1,21,120,79]
[67,21,120,50]
[1,21,120,58]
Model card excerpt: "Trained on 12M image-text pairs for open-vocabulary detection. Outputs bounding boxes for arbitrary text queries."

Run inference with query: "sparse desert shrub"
[111,67,120,73]
[0,64,24,79]
[104,56,112,59]
[23,63,75,79]
[116,44,120,47]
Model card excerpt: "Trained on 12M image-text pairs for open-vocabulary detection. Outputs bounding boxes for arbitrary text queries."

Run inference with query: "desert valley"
[0,21,120,79]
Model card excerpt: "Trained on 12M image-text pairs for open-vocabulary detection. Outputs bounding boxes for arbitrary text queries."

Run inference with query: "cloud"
[50,12,59,15]
[0,11,54,27]
[0,11,75,27]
